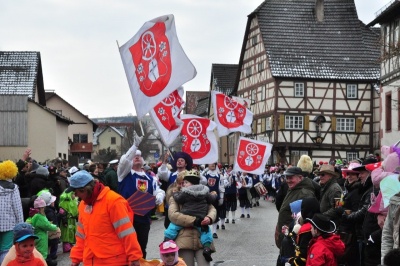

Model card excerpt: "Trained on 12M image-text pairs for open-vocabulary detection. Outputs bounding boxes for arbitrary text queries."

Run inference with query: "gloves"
[335,206,344,216]
[133,135,143,147]
[155,194,164,206]
[201,225,209,232]
[194,217,203,227]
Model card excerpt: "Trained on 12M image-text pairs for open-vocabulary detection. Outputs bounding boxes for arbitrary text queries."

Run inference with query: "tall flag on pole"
[211,91,253,137]
[149,87,185,147]
[180,114,218,164]
[119,14,196,119]
[233,137,273,175]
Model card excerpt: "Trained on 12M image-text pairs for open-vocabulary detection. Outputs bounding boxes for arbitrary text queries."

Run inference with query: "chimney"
[315,0,324,22]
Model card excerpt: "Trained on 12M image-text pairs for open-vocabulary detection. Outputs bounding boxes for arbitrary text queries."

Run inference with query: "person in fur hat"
[164,170,217,262]
[0,160,24,264]
[297,155,321,201]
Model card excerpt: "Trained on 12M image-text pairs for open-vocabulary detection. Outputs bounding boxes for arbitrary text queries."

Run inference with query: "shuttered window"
[336,118,355,132]
[285,116,304,129]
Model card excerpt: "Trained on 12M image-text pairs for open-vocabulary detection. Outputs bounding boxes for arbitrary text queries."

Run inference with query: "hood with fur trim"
[181,184,210,197]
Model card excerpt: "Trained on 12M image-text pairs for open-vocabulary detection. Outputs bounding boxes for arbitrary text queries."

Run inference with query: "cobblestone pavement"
[56,198,280,266]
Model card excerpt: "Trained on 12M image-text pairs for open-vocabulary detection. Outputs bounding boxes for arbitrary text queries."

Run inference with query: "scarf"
[83,181,104,206]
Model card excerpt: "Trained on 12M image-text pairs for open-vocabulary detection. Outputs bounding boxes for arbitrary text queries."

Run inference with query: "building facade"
[233,0,381,164]
[368,0,400,147]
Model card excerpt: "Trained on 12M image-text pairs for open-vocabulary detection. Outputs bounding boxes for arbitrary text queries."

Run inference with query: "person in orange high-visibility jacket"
[68,170,142,266]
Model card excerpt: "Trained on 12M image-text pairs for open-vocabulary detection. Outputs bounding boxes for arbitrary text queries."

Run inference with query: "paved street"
[56,199,280,266]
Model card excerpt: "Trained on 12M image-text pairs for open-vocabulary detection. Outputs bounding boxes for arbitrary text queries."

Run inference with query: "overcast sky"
[0,0,393,118]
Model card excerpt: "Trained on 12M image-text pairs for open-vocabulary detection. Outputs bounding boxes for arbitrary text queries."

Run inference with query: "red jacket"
[70,186,142,265]
[306,234,345,266]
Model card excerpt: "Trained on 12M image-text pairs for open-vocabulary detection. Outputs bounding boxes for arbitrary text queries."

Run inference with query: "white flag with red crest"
[149,87,185,147]
[180,114,218,164]
[211,91,253,137]
[119,14,196,119]
[233,137,273,175]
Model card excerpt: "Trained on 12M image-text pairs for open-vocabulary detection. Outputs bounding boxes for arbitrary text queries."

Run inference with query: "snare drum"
[254,182,267,196]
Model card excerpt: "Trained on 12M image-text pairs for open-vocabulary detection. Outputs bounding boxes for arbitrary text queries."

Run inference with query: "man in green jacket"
[104,159,119,192]
[275,166,316,249]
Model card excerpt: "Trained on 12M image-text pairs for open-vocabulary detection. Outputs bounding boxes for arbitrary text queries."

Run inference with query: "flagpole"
[138,120,145,136]
[116,40,120,48]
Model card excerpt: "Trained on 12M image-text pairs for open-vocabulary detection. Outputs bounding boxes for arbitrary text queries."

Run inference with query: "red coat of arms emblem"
[236,139,266,172]
[181,118,211,160]
[216,93,245,129]
[154,90,184,131]
[207,177,217,187]
[136,179,148,192]
[129,22,172,97]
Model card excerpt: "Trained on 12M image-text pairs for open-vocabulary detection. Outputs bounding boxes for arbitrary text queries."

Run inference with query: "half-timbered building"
[233,0,381,164]
[368,0,400,147]
[208,64,238,164]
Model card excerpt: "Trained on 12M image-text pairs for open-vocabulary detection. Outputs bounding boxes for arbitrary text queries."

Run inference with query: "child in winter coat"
[58,190,78,253]
[305,213,345,266]
[2,222,45,266]
[37,191,59,261]
[30,198,57,265]
[157,240,186,266]
[164,170,216,262]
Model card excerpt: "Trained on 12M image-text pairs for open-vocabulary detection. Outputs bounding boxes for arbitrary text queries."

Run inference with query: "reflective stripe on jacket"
[70,186,142,265]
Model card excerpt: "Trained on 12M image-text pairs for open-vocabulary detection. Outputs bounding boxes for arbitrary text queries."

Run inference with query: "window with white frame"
[285,116,304,129]
[251,35,257,46]
[266,116,272,130]
[260,85,265,100]
[294,82,304,97]
[336,118,355,132]
[346,84,358,99]
[246,67,252,78]
[385,26,390,52]
[251,90,256,104]
[258,62,264,72]
[347,152,358,162]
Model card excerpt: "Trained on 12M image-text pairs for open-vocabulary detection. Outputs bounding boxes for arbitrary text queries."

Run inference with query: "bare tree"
[94,147,119,163]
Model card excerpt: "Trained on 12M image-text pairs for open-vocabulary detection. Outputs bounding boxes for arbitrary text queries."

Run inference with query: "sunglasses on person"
[162,241,176,249]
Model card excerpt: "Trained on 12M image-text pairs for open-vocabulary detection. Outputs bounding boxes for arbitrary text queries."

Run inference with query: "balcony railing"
[70,142,93,153]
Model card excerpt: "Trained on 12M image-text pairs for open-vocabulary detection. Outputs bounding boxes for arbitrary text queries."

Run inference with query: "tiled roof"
[252,0,380,80]
[211,64,238,95]
[45,91,98,131]
[193,97,209,117]
[185,91,209,114]
[368,0,400,26]
[93,125,127,145]
[28,99,74,125]
[0,52,46,105]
